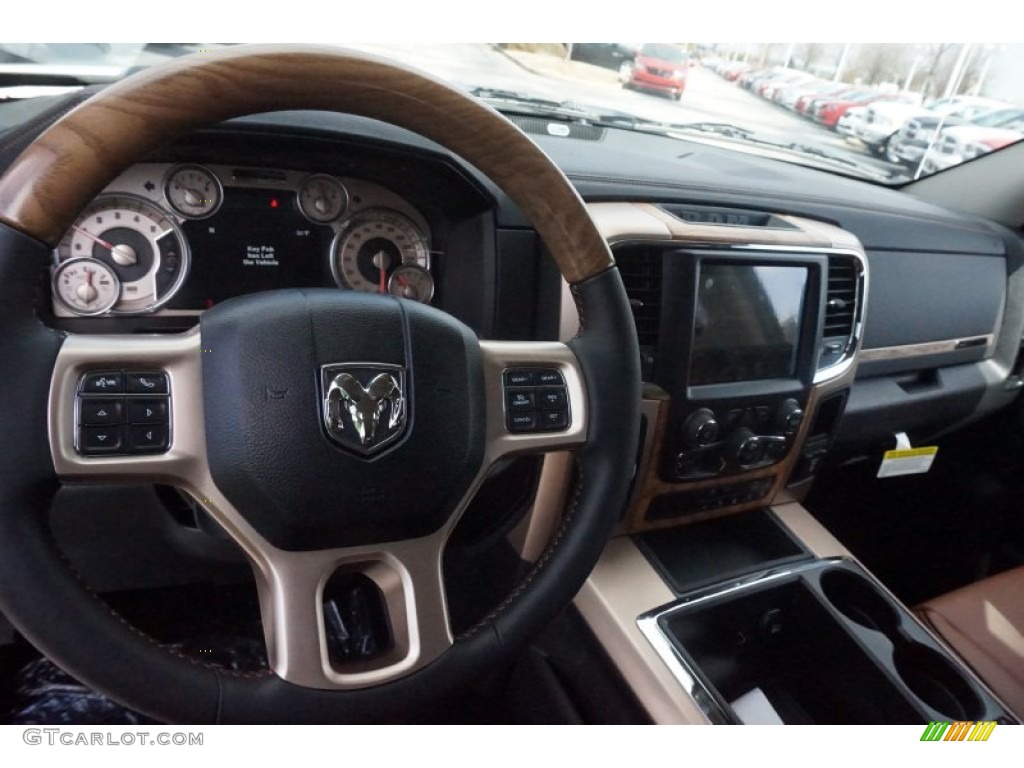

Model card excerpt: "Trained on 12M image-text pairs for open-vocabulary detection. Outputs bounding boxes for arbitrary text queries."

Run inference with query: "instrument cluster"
[51,162,436,318]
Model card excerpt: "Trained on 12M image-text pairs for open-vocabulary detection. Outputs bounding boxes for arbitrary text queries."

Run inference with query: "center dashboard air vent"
[819,255,860,371]
[615,246,663,380]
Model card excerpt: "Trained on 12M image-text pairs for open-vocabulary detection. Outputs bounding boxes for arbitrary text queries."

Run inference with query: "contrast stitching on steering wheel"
[457,460,585,640]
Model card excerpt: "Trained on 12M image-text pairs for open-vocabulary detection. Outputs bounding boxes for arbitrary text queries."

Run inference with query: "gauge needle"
[371,250,390,294]
[76,268,98,303]
[72,225,115,251]
[73,224,138,266]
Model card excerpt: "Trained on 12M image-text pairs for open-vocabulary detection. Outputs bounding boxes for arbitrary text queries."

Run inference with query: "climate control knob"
[682,408,720,447]
[725,428,762,467]
[776,398,804,435]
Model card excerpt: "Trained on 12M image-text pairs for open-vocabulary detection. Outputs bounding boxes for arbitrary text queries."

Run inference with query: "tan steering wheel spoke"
[48,330,589,691]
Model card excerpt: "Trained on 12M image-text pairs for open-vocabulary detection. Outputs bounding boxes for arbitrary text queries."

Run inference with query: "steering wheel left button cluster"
[76,371,171,456]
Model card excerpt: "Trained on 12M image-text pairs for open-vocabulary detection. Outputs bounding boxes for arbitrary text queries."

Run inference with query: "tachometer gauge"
[332,209,430,294]
[298,174,348,223]
[164,164,222,218]
[388,264,434,304]
[56,194,190,314]
[52,258,120,316]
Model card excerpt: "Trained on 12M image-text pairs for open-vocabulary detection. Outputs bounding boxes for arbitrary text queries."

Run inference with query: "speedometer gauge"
[331,209,430,295]
[55,194,190,315]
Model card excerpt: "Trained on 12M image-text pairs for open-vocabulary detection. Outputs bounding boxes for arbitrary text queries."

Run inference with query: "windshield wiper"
[468,87,639,123]
[467,87,592,116]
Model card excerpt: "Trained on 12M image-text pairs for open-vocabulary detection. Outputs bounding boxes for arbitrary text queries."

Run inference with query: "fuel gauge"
[388,264,434,304]
[53,258,121,316]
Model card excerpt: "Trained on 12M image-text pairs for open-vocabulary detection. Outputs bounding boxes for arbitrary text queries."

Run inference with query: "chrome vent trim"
[814,252,867,382]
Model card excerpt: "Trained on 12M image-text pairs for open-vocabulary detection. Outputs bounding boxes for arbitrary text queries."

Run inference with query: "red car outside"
[620,43,689,101]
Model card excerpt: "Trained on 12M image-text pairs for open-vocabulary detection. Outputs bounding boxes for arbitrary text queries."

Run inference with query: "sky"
[1,2,1012,45]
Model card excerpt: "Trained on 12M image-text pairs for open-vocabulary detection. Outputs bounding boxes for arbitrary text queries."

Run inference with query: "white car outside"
[921,122,1024,173]
[853,101,926,151]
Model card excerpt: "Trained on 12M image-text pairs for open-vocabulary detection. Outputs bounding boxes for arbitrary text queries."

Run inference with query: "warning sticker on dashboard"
[877,446,939,478]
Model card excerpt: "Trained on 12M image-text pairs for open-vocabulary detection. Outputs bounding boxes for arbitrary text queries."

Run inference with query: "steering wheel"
[0,45,640,723]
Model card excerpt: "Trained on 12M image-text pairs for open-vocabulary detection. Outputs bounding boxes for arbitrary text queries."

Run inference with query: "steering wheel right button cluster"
[503,368,570,433]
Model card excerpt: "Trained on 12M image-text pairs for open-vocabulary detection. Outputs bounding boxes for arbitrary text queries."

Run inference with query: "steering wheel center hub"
[200,288,486,551]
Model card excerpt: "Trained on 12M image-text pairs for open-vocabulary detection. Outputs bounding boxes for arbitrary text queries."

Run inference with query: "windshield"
[0,41,1020,185]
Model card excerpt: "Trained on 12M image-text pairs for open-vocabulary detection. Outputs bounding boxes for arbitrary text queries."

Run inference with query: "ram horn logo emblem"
[320,363,406,456]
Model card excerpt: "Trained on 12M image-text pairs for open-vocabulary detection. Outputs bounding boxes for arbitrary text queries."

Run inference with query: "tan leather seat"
[916,566,1024,718]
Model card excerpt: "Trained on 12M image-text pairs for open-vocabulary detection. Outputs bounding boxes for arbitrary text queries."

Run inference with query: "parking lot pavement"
[496,48,620,87]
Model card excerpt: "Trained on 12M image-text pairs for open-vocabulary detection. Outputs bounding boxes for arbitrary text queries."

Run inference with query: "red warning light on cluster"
[269,198,280,209]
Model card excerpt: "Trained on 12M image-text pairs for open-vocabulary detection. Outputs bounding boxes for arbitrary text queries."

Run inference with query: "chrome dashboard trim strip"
[858,334,996,363]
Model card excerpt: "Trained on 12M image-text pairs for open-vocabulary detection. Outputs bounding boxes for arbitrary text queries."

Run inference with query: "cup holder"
[893,643,984,720]
[820,568,900,634]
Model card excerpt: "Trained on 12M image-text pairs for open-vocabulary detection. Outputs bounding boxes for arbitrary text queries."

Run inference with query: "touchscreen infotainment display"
[690,262,808,386]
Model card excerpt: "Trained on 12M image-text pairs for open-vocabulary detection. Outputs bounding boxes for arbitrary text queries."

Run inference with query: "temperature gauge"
[388,264,434,304]
[53,258,121,316]
[298,174,348,223]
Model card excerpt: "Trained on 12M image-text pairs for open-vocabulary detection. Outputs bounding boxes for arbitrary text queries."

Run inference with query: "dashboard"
[20,103,1024,526]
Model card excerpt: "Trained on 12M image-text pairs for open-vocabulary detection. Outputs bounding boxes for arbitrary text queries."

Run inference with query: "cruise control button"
[538,409,568,430]
[127,425,169,453]
[537,387,567,409]
[535,369,565,386]
[80,426,122,454]
[127,398,168,424]
[508,412,537,432]
[80,398,123,425]
[82,372,124,394]
[503,370,536,387]
[506,390,535,410]
[127,372,168,394]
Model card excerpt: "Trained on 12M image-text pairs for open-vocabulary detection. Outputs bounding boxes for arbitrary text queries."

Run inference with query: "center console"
[639,543,1013,725]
